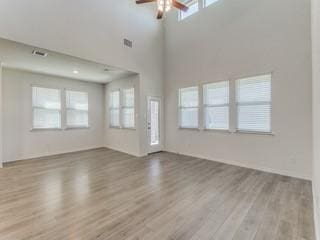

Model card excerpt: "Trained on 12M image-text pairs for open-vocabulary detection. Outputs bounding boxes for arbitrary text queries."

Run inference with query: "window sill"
[109,126,136,130]
[203,128,231,133]
[65,126,90,130]
[122,127,136,131]
[236,130,274,136]
[178,127,200,131]
[31,128,63,132]
[109,126,121,129]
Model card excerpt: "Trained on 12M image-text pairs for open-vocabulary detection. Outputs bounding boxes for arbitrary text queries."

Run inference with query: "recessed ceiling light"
[73,70,79,74]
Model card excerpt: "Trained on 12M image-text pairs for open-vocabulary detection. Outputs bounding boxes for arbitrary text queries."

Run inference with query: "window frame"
[203,81,230,131]
[178,86,200,130]
[65,90,89,129]
[31,85,62,131]
[121,87,136,129]
[178,0,200,21]
[235,73,273,134]
[109,89,121,128]
[203,0,219,7]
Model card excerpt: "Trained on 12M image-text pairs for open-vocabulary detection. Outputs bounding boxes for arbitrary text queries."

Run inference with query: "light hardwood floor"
[0,148,315,240]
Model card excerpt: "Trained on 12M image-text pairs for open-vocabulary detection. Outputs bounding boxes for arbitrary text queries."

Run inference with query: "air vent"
[32,50,48,57]
[123,39,133,48]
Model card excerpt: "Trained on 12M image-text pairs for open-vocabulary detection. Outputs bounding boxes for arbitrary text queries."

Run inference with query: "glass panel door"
[147,97,162,153]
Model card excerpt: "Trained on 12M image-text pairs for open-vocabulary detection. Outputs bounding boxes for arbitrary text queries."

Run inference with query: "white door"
[147,97,162,153]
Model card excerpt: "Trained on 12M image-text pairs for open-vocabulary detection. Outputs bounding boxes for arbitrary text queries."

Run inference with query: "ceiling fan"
[136,0,189,19]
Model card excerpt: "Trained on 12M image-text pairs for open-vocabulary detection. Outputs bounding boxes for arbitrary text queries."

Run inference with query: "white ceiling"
[0,38,136,83]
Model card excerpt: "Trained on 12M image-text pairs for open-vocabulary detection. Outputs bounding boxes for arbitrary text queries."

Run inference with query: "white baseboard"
[104,145,144,157]
[164,149,311,180]
[313,182,320,240]
[4,145,105,163]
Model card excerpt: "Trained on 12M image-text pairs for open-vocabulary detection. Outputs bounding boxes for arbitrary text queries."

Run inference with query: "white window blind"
[179,86,199,128]
[203,0,219,7]
[236,74,272,133]
[179,0,199,20]
[32,86,61,129]
[122,88,135,128]
[109,90,120,127]
[66,90,88,128]
[203,81,229,130]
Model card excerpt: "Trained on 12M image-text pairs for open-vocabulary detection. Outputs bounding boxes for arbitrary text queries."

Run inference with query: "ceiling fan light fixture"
[157,0,172,12]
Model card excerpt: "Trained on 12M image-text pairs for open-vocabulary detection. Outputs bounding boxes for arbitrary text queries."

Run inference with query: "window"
[203,0,219,7]
[109,90,120,127]
[122,88,135,128]
[32,86,61,129]
[203,81,229,130]
[236,74,272,133]
[179,86,199,128]
[179,0,199,20]
[66,90,89,128]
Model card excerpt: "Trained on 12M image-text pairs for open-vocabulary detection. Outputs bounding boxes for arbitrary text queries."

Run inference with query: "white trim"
[104,145,144,158]
[236,130,275,136]
[65,126,90,130]
[164,149,311,180]
[147,96,163,154]
[3,146,104,163]
[313,182,320,240]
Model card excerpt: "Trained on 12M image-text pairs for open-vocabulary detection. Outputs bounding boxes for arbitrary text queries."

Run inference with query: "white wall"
[312,0,320,237]
[0,0,164,156]
[2,68,105,162]
[104,75,141,156]
[164,0,312,179]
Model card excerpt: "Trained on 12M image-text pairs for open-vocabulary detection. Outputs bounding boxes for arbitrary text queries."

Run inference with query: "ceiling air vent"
[32,50,48,57]
[123,39,133,48]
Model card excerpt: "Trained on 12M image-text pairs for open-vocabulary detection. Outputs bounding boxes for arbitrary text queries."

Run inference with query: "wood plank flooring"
[0,148,315,240]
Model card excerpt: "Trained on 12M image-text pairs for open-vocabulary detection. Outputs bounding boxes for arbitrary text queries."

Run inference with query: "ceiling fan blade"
[172,0,189,12]
[136,0,156,4]
[157,10,164,19]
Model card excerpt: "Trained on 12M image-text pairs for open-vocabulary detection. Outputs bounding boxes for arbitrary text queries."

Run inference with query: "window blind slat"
[32,87,61,110]
[236,74,271,132]
[66,91,88,111]
[204,81,229,130]
[32,87,61,129]
[110,90,120,127]
[179,86,199,128]
[66,90,89,127]
[122,88,135,128]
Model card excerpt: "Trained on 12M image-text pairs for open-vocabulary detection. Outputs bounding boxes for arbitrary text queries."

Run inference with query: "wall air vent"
[32,50,48,57]
[123,39,133,48]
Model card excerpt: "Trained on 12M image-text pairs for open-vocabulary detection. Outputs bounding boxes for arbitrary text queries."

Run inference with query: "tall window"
[122,88,135,128]
[66,90,89,128]
[203,81,229,130]
[109,90,120,127]
[179,86,199,128]
[32,86,61,129]
[203,0,219,7]
[236,74,272,133]
[179,0,199,20]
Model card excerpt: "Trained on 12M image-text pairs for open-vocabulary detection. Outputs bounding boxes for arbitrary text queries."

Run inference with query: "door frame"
[147,96,163,154]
